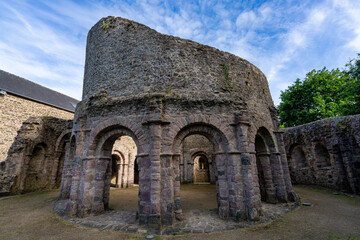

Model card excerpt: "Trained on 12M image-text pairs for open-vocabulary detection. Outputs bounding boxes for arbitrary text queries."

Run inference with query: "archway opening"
[105,135,138,211]
[193,155,210,183]
[55,133,71,189]
[254,127,279,204]
[255,135,267,202]
[24,143,47,192]
[179,134,217,212]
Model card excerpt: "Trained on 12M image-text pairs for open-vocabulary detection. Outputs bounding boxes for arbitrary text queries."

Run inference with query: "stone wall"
[0,117,73,195]
[180,134,215,183]
[0,93,74,162]
[283,114,360,194]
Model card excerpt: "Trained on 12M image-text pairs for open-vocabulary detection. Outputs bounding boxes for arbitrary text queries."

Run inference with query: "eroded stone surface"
[0,117,73,195]
[283,115,360,195]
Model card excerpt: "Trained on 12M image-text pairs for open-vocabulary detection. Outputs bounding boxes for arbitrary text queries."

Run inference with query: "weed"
[221,64,233,90]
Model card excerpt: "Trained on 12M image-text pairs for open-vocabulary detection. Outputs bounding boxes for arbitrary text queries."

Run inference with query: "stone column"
[65,127,90,217]
[148,122,162,228]
[160,153,175,225]
[269,152,287,202]
[77,157,96,216]
[235,116,262,221]
[91,157,111,214]
[137,154,151,225]
[117,161,123,188]
[215,152,229,219]
[274,131,296,201]
[227,152,245,220]
[116,163,121,188]
[123,162,129,188]
[172,154,182,221]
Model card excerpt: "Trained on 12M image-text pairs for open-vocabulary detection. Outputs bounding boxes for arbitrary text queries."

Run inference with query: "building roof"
[0,70,79,112]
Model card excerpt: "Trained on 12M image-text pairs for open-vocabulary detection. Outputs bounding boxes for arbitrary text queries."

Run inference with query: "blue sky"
[0,0,359,104]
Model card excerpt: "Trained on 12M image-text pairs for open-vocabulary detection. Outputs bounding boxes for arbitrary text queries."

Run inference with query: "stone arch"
[87,117,145,156]
[172,123,229,153]
[289,144,307,170]
[23,142,48,192]
[165,114,235,153]
[314,142,331,168]
[89,125,140,214]
[193,153,210,183]
[53,132,71,188]
[255,127,287,203]
[171,123,230,220]
[55,130,73,153]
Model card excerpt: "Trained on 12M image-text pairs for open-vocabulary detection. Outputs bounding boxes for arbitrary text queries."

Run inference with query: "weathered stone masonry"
[0,117,73,194]
[0,93,74,162]
[283,114,360,195]
[56,17,297,229]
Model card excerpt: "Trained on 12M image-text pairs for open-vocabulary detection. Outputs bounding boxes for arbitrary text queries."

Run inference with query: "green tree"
[278,54,360,127]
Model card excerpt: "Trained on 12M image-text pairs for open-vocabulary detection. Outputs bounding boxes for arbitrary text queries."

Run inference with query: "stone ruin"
[0,117,73,195]
[283,114,360,195]
[54,16,297,229]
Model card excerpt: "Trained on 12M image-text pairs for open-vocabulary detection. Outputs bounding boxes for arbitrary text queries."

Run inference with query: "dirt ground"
[109,184,218,212]
[0,185,359,240]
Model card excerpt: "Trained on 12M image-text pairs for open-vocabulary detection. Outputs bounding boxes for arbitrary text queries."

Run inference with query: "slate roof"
[0,70,79,112]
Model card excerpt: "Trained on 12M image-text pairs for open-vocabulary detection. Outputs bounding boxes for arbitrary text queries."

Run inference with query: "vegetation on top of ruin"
[278,53,360,127]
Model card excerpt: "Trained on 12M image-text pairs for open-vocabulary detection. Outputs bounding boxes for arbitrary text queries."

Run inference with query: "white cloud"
[0,0,359,105]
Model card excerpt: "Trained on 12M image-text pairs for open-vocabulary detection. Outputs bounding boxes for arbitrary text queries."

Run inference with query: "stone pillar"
[123,162,129,188]
[65,155,82,216]
[160,153,175,225]
[77,157,96,216]
[235,116,262,221]
[148,123,162,228]
[118,161,124,188]
[137,154,151,225]
[228,152,245,220]
[91,157,110,214]
[215,153,229,219]
[274,131,297,201]
[269,152,287,202]
[172,154,182,221]
[116,162,121,188]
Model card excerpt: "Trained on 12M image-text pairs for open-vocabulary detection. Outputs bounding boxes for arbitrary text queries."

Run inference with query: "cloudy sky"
[0,0,359,104]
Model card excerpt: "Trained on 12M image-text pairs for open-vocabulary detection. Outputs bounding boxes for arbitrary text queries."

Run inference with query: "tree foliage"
[279,54,360,127]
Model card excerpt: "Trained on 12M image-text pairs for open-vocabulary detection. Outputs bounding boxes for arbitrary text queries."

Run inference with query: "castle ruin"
[55,17,297,229]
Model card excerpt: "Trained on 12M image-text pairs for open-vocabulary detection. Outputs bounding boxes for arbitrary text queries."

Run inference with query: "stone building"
[0,70,78,162]
[283,115,360,195]
[55,17,297,229]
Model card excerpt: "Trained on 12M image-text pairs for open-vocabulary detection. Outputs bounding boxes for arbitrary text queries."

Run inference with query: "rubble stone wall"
[0,93,74,162]
[283,114,360,194]
[0,117,73,195]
